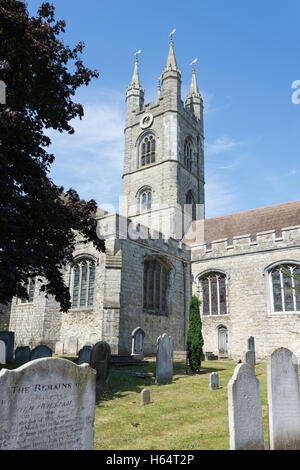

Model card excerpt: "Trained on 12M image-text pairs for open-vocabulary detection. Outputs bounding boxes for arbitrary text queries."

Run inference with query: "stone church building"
[6,39,300,361]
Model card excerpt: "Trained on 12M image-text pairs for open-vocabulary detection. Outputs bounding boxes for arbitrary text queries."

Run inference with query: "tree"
[0,1,105,311]
[186,296,204,373]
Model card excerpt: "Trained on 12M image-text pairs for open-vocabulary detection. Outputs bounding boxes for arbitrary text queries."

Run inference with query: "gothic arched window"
[20,278,35,303]
[141,189,152,211]
[143,258,170,315]
[198,271,227,316]
[269,263,300,313]
[140,134,155,166]
[185,190,196,221]
[184,138,193,171]
[71,258,96,308]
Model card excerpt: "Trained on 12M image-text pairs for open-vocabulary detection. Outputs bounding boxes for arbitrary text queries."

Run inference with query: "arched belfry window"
[143,258,170,315]
[185,190,196,221]
[184,138,193,171]
[71,258,96,308]
[268,263,300,313]
[140,134,156,167]
[141,189,152,211]
[197,271,227,316]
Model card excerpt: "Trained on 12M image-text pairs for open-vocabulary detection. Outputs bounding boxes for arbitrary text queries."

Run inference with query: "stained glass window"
[198,272,227,316]
[270,264,300,313]
[20,278,35,303]
[72,259,96,309]
[144,259,170,315]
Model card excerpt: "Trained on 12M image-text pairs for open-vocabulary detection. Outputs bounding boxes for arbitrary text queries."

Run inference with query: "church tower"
[122,38,205,239]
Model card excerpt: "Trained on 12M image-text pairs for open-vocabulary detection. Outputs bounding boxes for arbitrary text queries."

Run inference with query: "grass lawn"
[2,356,297,450]
[94,358,271,451]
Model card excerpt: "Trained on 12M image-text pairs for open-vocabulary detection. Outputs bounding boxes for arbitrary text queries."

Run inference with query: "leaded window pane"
[72,260,95,308]
[283,270,294,311]
[210,276,218,315]
[272,270,282,312]
[161,267,168,312]
[294,267,300,310]
[72,265,80,307]
[219,277,227,315]
[141,135,156,166]
[28,279,35,303]
[88,264,95,307]
[143,259,169,314]
[202,279,210,315]
[200,272,227,316]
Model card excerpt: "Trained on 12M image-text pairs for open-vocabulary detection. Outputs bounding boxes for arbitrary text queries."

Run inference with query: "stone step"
[110,355,148,366]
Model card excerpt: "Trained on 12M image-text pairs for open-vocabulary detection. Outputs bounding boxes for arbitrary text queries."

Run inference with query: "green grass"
[94,359,271,450]
[1,357,295,450]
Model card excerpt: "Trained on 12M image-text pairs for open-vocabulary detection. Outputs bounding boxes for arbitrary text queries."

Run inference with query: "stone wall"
[190,226,300,360]
[0,302,11,331]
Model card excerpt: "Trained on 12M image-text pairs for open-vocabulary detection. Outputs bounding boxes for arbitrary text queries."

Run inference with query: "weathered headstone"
[244,350,255,368]
[141,388,150,406]
[30,345,52,361]
[90,341,111,399]
[267,347,300,450]
[131,327,145,360]
[15,346,30,363]
[210,372,219,390]
[228,363,264,450]
[55,341,64,355]
[0,332,14,363]
[66,337,78,355]
[0,340,6,365]
[247,336,255,351]
[0,357,96,449]
[77,345,92,365]
[156,333,173,384]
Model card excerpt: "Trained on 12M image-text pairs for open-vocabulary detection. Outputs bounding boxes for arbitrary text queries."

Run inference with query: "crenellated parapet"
[190,225,300,262]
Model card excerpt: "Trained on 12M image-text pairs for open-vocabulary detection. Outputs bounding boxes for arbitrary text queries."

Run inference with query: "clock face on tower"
[140,113,153,129]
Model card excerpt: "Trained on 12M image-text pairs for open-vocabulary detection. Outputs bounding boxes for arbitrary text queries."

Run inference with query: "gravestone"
[0,357,96,449]
[30,345,52,361]
[90,341,111,399]
[77,345,92,365]
[247,336,255,352]
[267,347,300,450]
[55,342,64,355]
[66,337,78,355]
[156,333,173,384]
[141,388,150,406]
[0,340,6,364]
[244,350,255,368]
[131,327,145,360]
[15,346,30,363]
[210,372,219,390]
[228,363,264,450]
[0,332,14,363]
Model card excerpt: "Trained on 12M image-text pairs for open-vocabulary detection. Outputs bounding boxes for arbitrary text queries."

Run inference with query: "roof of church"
[184,200,300,245]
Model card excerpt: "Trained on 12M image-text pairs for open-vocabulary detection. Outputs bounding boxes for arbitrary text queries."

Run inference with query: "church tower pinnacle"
[161,34,181,105]
[126,52,144,117]
[185,66,203,125]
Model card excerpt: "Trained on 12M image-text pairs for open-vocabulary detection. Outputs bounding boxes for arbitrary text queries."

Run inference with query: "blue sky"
[28,0,300,218]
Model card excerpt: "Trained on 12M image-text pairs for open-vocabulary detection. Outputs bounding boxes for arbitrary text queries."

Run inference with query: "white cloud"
[205,136,241,157]
[47,94,125,209]
[205,174,239,218]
